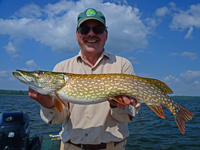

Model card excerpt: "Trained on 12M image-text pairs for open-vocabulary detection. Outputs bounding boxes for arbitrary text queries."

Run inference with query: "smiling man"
[29,8,141,150]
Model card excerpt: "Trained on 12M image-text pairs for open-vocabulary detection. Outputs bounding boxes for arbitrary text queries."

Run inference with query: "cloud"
[4,41,21,59]
[104,0,128,5]
[184,26,193,39]
[163,75,179,82]
[180,70,200,81]
[169,4,200,37]
[0,70,7,77]
[181,52,197,60]
[13,3,42,19]
[168,2,176,8]
[144,18,161,29]
[127,57,139,64]
[26,60,37,70]
[170,51,197,60]
[0,0,150,57]
[155,7,169,17]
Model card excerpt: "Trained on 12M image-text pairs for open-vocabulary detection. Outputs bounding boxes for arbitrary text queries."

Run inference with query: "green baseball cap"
[77,8,106,27]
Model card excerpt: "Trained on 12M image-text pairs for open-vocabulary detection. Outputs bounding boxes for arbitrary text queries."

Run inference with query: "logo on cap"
[86,9,96,16]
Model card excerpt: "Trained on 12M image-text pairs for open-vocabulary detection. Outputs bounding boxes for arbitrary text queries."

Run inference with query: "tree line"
[0,89,199,99]
[0,89,28,95]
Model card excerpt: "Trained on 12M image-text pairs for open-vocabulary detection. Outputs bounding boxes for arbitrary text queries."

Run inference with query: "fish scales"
[12,70,194,135]
[58,74,171,106]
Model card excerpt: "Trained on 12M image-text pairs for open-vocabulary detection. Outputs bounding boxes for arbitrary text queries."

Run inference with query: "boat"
[0,112,61,150]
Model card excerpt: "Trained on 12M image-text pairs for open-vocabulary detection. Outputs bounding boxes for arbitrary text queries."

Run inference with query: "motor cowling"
[0,112,30,150]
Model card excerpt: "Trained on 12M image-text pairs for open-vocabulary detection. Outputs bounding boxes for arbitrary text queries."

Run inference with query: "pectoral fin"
[53,98,62,113]
[148,105,165,119]
[54,92,69,113]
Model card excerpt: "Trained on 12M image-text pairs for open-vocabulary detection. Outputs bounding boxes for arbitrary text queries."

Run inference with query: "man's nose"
[87,28,95,36]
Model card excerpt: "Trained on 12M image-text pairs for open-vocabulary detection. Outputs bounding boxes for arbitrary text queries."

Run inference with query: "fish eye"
[37,71,44,75]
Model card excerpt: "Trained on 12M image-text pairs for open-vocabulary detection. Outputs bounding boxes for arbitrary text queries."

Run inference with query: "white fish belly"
[55,91,107,105]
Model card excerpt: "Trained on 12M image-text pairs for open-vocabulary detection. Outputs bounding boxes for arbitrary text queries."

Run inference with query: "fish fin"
[54,92,69,112]
[174,104,194,135]
[148,105,165,119]
[141,77,173,94]
[53,98,62,113]
[112,96,128,106]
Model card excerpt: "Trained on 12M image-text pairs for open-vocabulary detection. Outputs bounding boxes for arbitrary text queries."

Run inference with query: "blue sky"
[0,0,200,96]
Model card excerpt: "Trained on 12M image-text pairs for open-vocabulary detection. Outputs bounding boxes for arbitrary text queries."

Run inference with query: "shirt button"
[85,133,88,137]
[50,112,54,114]
[86,116,90,119]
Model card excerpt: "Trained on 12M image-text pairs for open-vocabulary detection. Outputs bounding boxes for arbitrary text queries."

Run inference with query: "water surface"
[0,95,199,149]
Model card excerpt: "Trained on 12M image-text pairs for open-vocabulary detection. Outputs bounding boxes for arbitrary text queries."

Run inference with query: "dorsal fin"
[141,77,173,94]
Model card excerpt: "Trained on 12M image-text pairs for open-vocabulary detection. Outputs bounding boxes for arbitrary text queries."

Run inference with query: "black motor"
[0,112,30,150]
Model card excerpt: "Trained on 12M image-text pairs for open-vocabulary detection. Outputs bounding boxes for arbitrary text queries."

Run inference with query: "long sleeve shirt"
[40,51,141,144]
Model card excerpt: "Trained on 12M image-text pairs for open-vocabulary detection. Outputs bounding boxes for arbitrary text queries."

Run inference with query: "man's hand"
[108,96,137,108]
[28,87,55,108]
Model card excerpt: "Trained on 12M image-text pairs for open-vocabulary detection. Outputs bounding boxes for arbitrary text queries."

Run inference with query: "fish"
[12,70,194,135]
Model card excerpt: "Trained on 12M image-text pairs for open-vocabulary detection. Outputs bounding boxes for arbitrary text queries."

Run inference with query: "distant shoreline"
[0,89,28,95]
[0,89,199,99]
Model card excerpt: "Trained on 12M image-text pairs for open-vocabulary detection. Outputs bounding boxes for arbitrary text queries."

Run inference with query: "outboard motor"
[0,112,30,150]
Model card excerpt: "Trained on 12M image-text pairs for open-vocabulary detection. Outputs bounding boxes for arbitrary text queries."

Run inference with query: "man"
[29,8,141,150]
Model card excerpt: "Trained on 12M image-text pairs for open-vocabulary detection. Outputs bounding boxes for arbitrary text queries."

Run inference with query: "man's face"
[76,19,108,55]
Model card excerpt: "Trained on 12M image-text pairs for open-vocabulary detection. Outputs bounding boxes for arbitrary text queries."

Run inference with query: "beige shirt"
[40,51,141,144]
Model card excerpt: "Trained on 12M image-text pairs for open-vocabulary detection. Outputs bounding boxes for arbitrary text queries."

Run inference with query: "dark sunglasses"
[77,26,107,35]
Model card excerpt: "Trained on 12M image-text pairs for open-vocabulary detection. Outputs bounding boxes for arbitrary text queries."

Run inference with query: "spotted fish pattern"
[13,70,194,134]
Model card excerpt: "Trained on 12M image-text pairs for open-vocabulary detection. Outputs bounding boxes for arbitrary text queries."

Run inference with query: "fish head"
[12,70,66,95]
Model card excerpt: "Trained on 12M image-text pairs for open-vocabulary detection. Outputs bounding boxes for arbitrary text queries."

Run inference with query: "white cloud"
[4,42,21,59]
[0,70,7,77]
[184,26,193,39]
[9,77,15,81]
[180,70,200,81]
[0,0,150,57]
[135,50,145,54]
[170,4,200,37]
[127,57,139,64]
[26,60,37,70]
[144,18,161,29]
[155,7,169,16]
[107,0,128,5]
[168,2,176,8]
[182,52,197,60]
[163,75,179,82]
[13,3,42,19]
[170,51,197,60]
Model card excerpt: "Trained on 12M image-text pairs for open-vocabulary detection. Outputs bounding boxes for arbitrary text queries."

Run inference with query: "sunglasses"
[77,26,107,35]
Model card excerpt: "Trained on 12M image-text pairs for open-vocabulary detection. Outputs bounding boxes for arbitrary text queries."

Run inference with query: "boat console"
[0,112,30,150]
[0,112,60,150]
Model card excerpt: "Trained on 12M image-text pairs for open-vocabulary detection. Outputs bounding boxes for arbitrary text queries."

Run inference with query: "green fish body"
[13,70,194,134]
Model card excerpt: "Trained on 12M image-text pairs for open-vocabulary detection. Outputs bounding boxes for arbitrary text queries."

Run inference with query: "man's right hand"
[28,87,55,108]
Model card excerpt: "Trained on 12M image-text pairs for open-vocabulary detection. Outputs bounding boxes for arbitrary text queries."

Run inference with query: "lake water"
[0,95,199,149]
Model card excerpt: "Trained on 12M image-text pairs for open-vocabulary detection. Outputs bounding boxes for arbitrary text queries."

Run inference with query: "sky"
[0,0,200,96]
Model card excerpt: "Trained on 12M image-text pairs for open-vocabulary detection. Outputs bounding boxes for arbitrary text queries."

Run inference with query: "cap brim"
[77,18,105,27]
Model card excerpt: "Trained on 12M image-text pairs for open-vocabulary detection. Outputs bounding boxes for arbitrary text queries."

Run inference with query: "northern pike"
[13,70,194,134]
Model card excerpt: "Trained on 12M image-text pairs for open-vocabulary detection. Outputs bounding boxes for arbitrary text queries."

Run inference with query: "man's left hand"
[108,96,137,108]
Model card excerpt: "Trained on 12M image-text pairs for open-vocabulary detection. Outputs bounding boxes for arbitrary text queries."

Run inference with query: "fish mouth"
[13,70,48,94]
[12,70,35,84]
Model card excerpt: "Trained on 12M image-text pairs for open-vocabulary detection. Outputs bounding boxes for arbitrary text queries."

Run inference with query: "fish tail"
[173,104,194,135]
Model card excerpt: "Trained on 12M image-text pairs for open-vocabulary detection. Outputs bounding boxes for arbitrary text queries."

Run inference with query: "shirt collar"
[76,50,110,62]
